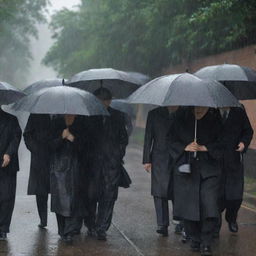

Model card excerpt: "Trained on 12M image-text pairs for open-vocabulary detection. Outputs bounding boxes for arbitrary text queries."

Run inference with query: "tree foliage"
[44,0,256,77]
[0,0,48,85]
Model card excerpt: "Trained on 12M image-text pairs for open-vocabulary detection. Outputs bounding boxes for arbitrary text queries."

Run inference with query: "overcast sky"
[49,0,81,14]
[25,0,81,84]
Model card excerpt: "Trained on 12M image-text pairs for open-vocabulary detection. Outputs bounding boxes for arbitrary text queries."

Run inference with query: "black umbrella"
[65,68,145,98]
[23,79,63,94]
[111,99,135,118]
[0,81,26,105]
[12,86,109,116]
[128,73,240,108]
[194,64,256,100]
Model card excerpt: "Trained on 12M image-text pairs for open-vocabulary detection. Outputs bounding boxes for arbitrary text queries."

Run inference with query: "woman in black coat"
[168,107,223,256]
[23,114,51,228]
[50,114,87,242]
[0,109,21,240]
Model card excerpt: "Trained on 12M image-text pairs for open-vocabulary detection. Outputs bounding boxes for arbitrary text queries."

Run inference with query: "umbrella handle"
[194,119,197,158]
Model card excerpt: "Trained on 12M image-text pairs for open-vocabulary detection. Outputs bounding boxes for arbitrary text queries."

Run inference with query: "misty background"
[26,0,81,86]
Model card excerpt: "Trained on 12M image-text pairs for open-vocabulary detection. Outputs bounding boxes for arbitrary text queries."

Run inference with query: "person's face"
[64,114,76,121]
[101,99,111,108]
[167,106,179,113]
[220,107,230,111]
[194,107,209,120]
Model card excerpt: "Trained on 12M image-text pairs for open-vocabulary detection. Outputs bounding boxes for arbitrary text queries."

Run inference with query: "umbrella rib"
[162,74,183,105]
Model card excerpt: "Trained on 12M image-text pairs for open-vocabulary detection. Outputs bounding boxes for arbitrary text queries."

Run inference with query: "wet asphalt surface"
[1,141,256,256]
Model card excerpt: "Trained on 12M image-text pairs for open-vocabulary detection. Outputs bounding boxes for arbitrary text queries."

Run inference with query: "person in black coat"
[23,114,51,228]
[216,107,253,234]
[86,88,128,241]
[168,107,223,256]
[50,114,87,243]
[143,106,180,236]
[0,109,21,240]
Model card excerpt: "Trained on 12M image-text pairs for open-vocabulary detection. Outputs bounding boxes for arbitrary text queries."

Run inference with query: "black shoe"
[38,223,47,229]
[228,222,238,233]
[87,227,96,237]
[0,232,7,241]
[62,234,73,244]
[200,245,212,256]
[190,240,200,252]
[97,230,107,241]
[72,230,81,235]
[174,223,183,234]
[156,226,168,237]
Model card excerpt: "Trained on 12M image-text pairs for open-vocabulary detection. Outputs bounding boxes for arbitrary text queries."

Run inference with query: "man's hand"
[62,128,69,139]
[197,145,208,152]
[2,154,11,168]
[185,141,198,152]
[236,142,245,152]
[144,163,152,173]
[67,133,75,142]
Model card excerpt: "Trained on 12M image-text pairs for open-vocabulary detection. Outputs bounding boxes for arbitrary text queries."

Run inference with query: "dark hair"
[93,87,112,100]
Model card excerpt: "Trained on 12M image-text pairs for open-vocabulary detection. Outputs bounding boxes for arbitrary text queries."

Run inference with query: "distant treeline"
[0,0,47,86]
[44,0,256,78]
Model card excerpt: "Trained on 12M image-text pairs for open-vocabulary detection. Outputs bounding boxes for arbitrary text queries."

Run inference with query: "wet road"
[1,143,256,256]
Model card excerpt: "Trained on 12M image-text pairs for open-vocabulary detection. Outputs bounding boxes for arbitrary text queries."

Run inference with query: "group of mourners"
[0,87,129,243]
[143,105,253,255]
[0,84,253,256]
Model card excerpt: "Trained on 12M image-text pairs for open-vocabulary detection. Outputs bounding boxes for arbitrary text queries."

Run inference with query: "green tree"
[44,0,256,78]
[0,0,48,86]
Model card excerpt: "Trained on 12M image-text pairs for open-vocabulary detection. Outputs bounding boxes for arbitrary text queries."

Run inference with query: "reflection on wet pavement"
[0,144,255,256]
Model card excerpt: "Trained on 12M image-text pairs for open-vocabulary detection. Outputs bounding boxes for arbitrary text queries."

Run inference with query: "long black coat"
[0,110,21,201]
[143,107,175,198]
[24,114,51,195]
[87,107,128,201]
[168,110,223,221]
[50,116,87,217]
[219,107,253,200]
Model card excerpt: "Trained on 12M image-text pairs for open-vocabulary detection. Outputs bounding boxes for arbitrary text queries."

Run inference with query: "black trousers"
[185,218,216,246]
[72,200,98,232]
[96,200,115,232]
[220,198,242,223]
[215,198,242,232]
[0,197,15,233]
[84,200,97,230]
[55,214,78,237]
[36,195,48,226]
[153,197,169,227]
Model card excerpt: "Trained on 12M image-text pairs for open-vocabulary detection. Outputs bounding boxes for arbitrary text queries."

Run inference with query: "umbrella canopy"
[66,68,144,98]
[0,81,26,105]
[194,64,256,100]
[128,73,240,108]
[111,99,135,118]
[127,72,150,85]
[12,86,109,116]
[23,79,63,94]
